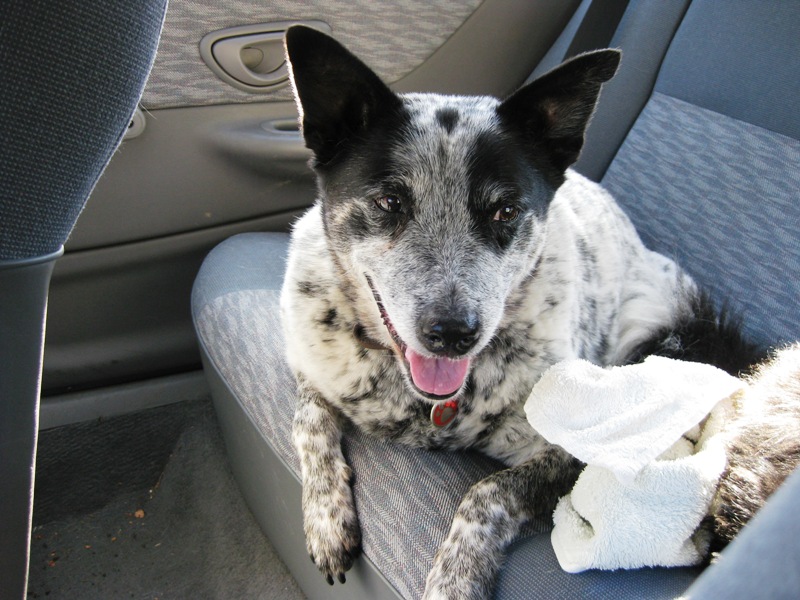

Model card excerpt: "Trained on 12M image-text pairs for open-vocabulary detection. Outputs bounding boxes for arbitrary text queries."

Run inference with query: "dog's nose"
[418,311,480,356]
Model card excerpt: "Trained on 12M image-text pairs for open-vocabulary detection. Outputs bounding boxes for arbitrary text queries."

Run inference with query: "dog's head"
[285,26,619,402]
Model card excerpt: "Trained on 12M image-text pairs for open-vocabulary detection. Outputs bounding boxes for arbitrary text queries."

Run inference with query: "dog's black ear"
[285,25,402,166]
[497,49,620,183]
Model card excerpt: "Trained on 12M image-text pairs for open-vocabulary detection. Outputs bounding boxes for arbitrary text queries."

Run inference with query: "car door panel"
[45,212,300,393]
[43,0,581,394]
[64,102,312,250]
[142,0,483,109]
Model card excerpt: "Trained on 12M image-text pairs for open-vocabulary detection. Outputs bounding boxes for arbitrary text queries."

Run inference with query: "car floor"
[28,396,306,599]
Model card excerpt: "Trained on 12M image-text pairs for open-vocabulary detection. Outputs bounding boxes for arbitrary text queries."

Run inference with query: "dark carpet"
[28,399,305,599]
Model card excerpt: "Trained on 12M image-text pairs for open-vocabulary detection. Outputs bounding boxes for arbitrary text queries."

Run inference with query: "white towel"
[524,356,744,572]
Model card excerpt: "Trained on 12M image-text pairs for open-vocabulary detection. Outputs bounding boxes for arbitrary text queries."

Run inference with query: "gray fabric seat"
[192,0,800,597]
[193,234,701,599]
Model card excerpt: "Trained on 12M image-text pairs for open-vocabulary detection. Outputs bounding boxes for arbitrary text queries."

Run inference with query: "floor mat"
[33,400,192,526]
[28,399,306,599]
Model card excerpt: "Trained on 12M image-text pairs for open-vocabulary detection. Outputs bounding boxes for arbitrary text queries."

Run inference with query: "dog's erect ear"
[497,49,620,182]
[285,25,402,166]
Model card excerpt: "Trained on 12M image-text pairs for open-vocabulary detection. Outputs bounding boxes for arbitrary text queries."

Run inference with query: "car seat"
[0,2,166,597]
[191,0,800,597]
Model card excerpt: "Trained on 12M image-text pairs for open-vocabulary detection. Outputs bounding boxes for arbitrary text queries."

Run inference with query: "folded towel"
[525,356,743,485]
[524,357,744,572]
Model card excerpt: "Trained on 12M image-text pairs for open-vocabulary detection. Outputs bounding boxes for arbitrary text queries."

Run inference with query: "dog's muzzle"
[365,275,472,399]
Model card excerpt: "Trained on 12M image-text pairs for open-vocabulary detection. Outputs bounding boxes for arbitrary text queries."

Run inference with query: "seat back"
[586,0,800,348]
[0,2,166,597]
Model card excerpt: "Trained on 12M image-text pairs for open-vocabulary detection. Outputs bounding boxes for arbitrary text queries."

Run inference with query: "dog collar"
[431,399,459,427]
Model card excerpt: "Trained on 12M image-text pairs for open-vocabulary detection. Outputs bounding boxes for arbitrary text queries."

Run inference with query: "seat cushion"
[192,232,700,599]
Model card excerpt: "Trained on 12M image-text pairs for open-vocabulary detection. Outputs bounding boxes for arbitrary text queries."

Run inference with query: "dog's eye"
[493,205,520,223]
[375,195,403,214]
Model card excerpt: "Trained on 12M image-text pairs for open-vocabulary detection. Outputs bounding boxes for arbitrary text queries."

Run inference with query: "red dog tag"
[431,399,458,427]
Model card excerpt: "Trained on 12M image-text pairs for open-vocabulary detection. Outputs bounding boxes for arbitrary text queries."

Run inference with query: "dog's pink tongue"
[405,348,470,396]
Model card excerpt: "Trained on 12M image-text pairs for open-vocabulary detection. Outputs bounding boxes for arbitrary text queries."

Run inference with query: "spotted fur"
[279,26,775,598]
[709,343,800,551]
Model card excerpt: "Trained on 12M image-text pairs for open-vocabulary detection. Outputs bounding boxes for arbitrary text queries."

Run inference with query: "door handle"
[212,31,288,88]
[200,21,331,92]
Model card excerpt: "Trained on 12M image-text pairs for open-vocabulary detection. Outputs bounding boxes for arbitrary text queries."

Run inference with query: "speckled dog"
[280,26,770,599]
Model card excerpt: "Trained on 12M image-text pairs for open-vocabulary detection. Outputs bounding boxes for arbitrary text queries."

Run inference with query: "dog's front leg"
[423,448,581,600]
[292,377,361,585]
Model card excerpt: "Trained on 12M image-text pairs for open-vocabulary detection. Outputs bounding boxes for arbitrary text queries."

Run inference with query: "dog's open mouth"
[365,275,470,400]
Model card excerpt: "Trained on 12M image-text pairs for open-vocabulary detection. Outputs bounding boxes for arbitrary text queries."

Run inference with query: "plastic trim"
[39,371,209,430]
[0,253,58,600]
[0,247,63,270]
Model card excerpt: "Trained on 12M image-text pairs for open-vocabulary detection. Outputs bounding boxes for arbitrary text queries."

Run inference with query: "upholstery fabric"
[494,534,699,600]
[603,93,800,348]
[655,0,800,141]
[572,0,691,180]
[0,0,166,260]
[196,290,299,472]
[602,0,800,348]
[141,0,482,109]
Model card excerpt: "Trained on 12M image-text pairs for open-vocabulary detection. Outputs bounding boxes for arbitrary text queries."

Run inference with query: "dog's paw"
[423,472,525,600]
[303,462,362,585]
[424,521,500,600]
[305,510,361,585]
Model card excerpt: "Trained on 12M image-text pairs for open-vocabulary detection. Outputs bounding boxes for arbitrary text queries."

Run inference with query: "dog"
[279,25,796,598]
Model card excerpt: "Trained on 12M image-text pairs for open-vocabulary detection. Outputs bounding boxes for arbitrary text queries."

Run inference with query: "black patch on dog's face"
[318,106,417,243]
[465,130,556,252]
